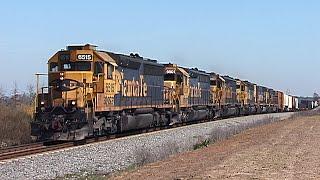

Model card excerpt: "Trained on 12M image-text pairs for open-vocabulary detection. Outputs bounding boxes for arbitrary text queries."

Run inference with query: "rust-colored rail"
[0,143,44,154]
[0,142,74,161]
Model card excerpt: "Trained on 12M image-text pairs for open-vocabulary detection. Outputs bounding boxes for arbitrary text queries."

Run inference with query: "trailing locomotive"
[31,44,307,141]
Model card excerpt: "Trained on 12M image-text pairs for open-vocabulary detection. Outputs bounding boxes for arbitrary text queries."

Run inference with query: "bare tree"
[0,86,4,103]
[26,83,36,105]
[11,82,19,106]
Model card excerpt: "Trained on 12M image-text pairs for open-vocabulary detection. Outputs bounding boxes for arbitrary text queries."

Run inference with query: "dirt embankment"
[112,115,320,180]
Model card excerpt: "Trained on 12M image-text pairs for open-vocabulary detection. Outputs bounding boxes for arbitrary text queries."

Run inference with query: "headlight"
[71,101,76,105]
[60,76,64,80]
[40,101,45,105]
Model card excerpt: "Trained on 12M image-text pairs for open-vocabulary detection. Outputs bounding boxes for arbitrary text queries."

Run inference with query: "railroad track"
[0,142,43,154]
[0,120,207,161]
[0,112,295,162]
[0,142,74,161]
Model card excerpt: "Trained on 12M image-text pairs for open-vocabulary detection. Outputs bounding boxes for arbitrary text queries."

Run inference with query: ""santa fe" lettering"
[122,77,148,97]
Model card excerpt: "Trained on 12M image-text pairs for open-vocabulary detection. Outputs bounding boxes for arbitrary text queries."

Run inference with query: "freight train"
[30,44,313,141]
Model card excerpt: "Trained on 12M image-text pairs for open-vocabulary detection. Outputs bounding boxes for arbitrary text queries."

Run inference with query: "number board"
[77,54,92,60]
[166,69,176,74]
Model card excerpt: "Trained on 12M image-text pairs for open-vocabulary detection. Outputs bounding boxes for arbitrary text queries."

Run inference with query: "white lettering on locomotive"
[77,54,92,60]
[190,83,202,98]
[122,77,148,97]
[165,69,175,74]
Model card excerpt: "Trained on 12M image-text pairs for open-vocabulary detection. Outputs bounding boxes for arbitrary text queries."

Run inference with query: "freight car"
[298,97,317,110]
[284,94,293,111]
[31,44,308,141]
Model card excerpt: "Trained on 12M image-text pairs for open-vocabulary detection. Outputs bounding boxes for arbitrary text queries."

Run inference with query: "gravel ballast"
[0,112,294,179]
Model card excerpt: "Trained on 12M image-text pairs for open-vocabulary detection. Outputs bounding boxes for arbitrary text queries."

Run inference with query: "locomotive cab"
[210,73,226,106]
[164,64,189,107]
[236,80,247,106]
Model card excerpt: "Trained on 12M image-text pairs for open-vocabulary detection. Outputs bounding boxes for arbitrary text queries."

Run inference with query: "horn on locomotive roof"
[130,53,143,58]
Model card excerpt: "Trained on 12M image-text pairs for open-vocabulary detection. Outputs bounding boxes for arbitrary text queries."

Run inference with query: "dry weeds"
[0,104,32,147]
[112,113,320,180]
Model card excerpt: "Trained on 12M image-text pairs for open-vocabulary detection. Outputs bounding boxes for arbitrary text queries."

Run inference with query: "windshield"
[164,74,175,81]
[62,61,91,71]
[50,62,59,72]
[210,80,216,86]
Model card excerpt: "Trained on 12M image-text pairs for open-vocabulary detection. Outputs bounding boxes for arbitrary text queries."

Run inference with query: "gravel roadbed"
[0,112,293,180]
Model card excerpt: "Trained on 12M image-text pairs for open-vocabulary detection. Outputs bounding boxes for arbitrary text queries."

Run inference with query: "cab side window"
[217,81,221,88]
[94,62,104,76]
[176,75,183,84]
[241,85,245,91]
[50,62,58,72]
[107,64,114,79]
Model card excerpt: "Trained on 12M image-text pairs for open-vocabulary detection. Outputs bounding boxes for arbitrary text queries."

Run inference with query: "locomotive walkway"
[112,112,320,179]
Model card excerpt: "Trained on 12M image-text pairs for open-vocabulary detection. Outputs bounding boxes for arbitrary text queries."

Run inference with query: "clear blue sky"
[0,0,319,96]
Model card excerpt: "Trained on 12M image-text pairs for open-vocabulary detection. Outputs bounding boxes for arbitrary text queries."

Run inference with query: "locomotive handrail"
[35,73,48,113]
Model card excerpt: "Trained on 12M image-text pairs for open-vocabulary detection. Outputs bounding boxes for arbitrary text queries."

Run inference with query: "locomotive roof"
[268,88,275,92]
[178,67,190,77]
[257,86,268,90]
[222,75,236,82]
[95,51,118,67]
[105,51,163,67]
[186,68,210,76]
[242,80,255,86]
[210,73,226,82]
[209,72,218,76]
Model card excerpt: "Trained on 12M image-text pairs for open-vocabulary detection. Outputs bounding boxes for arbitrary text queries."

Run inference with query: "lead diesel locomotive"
[31,44,293,141]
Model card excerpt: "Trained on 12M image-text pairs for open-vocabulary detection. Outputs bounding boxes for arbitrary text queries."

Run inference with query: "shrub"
[193,139,210,150]
[135,147,153,165]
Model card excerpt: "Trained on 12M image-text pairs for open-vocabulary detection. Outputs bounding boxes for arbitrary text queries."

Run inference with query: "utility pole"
[35,73,47,112]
